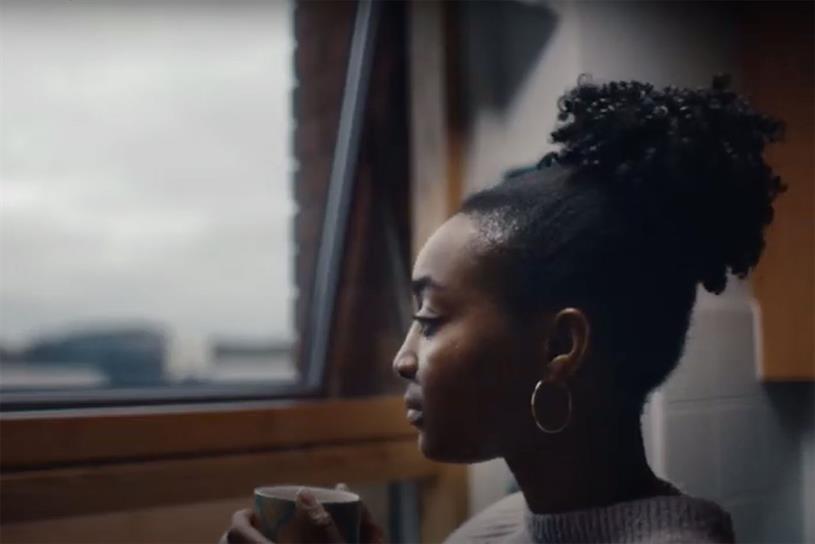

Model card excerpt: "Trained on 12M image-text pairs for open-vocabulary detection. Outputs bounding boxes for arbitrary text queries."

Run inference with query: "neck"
[504,413,672,514]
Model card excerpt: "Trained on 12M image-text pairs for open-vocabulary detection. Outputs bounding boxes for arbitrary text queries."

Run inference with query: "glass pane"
[0,1,297,394]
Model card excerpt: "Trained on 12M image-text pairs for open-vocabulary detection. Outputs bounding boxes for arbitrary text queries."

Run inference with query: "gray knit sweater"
[443,491,735,543]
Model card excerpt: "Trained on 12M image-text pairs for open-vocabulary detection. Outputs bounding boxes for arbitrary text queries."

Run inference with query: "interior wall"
[460,0,581,193]
[457,3,813,541]
[460,0,739,195]
[803,425,815,542]
[646,286,813,543]
[577,1,739,88]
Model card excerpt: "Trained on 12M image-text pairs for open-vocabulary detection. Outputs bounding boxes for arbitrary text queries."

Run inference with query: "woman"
[224,75,783,543]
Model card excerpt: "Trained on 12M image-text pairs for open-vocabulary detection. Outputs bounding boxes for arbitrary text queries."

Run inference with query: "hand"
[220,508,268,544]
[335,483,385,544]
[220,483,385,544]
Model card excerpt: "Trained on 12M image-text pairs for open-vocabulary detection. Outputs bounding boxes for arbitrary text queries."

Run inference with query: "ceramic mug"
[254,485,362,543]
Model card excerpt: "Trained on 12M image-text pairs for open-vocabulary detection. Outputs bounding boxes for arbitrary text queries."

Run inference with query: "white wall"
[462,0,581,193]
[803,424,815,542]
[646,283,813,543]
[459,2,814,541]
[461,1,739,194]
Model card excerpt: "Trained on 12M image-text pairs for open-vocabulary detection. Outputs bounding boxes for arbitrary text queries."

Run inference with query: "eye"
[413,315,442,337]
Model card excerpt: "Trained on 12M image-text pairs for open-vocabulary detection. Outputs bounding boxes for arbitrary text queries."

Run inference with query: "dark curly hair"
[460,75,784,409]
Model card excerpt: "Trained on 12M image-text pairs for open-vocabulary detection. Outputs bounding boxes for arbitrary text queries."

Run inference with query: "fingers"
[295,487,345,543]
[359,502,385,544]
[225,508,271,544]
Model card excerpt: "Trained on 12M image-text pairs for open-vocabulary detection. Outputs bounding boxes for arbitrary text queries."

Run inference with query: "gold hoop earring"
[530,380,572,434]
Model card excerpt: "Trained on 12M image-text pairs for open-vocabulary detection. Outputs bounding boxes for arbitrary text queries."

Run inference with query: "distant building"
[17,327,166,387]
[0,326,297,389]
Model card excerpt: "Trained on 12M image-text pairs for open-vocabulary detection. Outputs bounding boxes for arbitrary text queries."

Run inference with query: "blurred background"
[0,1,812,543]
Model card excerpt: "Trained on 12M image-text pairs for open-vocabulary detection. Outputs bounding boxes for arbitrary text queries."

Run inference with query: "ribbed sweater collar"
[523,493,735,543]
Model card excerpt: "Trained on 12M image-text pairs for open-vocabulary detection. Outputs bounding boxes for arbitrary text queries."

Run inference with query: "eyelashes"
[412,315,442,337]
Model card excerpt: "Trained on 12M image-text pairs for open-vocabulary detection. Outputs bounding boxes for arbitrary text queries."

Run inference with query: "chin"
[417,430,495,464]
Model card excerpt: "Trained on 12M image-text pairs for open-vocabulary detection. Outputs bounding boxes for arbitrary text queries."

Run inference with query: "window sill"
[0,394,469,543]
[1,395,412,469]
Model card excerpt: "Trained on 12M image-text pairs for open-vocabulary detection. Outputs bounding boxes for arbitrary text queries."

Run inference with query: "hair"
[460,74,784,410]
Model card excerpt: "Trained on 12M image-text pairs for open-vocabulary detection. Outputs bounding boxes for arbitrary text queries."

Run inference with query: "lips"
[406,408,424,425]
[404,393,424,426]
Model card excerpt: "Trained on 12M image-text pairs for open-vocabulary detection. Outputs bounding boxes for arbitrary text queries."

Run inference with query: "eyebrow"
[411,275,444,298]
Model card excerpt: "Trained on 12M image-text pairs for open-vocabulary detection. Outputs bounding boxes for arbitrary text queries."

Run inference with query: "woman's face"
[393,214,542,463]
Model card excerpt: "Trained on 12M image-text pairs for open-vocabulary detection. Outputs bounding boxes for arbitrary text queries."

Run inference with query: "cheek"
[417,322,520,461]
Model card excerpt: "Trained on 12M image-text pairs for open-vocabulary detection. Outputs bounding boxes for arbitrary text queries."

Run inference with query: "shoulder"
[442,492,528,544]
[629,494,736,544]
[661,495,736,543]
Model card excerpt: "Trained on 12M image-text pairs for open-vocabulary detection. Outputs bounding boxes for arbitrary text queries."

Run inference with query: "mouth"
[404,390,424,426]
[406,408,424,426]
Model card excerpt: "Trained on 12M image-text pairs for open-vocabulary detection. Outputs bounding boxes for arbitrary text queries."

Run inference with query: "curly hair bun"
[540,74,785,294]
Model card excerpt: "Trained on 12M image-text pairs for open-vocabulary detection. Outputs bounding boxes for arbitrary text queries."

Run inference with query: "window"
[0,1,299,406]
[0,4,447,541]
[0,0,411,410]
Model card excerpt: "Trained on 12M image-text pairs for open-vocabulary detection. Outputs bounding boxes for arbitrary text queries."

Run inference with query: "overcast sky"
[0,1,296,345]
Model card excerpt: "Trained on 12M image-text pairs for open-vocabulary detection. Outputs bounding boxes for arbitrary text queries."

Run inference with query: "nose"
[393,354,418,381]
[393,336,419,381]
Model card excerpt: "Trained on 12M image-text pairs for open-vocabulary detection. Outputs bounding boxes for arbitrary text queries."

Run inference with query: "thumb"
[295,488,345,543]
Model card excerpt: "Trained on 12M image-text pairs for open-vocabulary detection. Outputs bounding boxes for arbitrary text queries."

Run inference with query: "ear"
[542,307,590,384]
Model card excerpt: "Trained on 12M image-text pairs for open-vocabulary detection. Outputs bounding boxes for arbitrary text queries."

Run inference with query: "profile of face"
[392,214,588,463]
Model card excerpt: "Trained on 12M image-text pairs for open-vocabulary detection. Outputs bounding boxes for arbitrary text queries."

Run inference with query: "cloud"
[0,0,297,343]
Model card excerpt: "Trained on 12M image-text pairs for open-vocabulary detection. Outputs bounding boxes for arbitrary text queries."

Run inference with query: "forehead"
[413,214,482,286]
